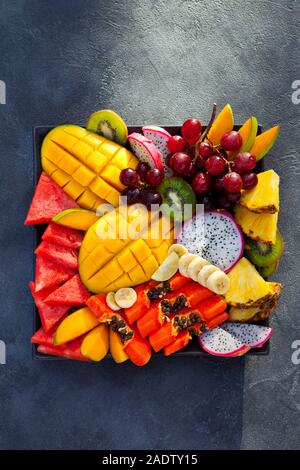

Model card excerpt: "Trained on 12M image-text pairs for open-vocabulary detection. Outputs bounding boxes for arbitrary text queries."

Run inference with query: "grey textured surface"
[0,0,299,450]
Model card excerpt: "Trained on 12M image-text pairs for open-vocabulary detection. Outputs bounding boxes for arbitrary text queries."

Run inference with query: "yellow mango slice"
[109,327,128,363]
[53,208,100,231]
[206,104,234,145]
[250,125,279,161]
[227,116,258,159]
[54,307,99,345]
[41,125,137,210]
[81,325,109,362]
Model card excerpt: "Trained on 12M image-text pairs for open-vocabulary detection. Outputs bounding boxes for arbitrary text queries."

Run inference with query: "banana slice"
[114,288,137,309]
[151,252,179,282]
[187,256,210,282]
[206,271,230,295]
[106,292,121,311]
[178,253,198,277]
[168,243,188,258]
[197,265,220,287]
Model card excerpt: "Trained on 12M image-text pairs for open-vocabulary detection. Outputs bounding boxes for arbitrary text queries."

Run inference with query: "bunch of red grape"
[120,164,163,208]
[166,119,258,210]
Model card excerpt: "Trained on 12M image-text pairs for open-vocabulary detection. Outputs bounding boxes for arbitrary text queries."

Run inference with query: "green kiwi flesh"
[86,109,128,145]
[246,229,284,267]
[158,177,196,222]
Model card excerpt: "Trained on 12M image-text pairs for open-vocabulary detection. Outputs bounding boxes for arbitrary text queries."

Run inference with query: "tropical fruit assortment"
[26,105,283,364]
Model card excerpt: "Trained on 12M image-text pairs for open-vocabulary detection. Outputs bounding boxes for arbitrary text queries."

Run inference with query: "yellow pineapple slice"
[229,282,282,322]
[240,170,279,214]
[234,204,278,244]
[225,258,276,308]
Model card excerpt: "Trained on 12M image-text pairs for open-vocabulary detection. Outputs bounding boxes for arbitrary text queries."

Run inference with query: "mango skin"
[53,208,100,231]
[41,124,137,211]
[54,307,99,345]
[81,324,109,362]
[109,327,129,363]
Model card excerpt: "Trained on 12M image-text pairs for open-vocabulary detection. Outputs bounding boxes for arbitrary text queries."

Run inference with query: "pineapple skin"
[234,205,278,245]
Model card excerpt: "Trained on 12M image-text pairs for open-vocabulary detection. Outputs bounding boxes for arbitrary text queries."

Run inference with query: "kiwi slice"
[158,177,196,222]
[258,262,279,278]
[245,230,284,267]
[86,109,128,145]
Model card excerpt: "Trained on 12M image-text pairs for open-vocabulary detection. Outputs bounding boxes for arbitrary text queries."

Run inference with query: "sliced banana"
[187,256,210,282]
[197,265,220,287]
[114,287,137,309]
[168,243,188,258]
[206,270,230,295]
[178,253,198,277]
[106,292,121,311]
[151,252,179,282]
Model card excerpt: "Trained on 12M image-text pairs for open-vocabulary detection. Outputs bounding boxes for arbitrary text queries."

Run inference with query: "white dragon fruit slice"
[198,327,247,357]
[221,323,272,348]
[128,132,164,173]
[177,210,244,272]
[142,126,173,176]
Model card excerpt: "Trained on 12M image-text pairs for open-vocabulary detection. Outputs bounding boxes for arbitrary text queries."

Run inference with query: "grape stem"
[193,103,217,162]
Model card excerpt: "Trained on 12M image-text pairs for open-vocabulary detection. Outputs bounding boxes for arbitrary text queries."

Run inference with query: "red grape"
[192,172,212,195]
[141,189,162,208]
[199,142,214,159]
[227,192,241,204]
[205,155,226,176]
[137,162,150,181]
[120,168,140,187]
[213,174,225,192]
[181,118,202,145]
[167,135,185,153]
[145,168,164,187]
[170,152,192,174]
[184,163,196,180]
[215,194,232,210]
[242,172,258,190]
[233,152,256,174]
[223,172,243,193]
[196,157,206,169]
[221,131,243,151]
[121,187,141,205]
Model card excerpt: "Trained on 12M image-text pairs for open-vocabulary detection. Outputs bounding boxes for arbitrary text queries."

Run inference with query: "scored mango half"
[41,124,137,211]
[79,204,174,293]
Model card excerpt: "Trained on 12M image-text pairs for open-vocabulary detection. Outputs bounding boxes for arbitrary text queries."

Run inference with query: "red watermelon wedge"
[25,172,79,225]
[35,255,75,292]
[42,222,83,249]
[44,274,91,306]
[29,282,69,331]
[35,241,78,270]
[37,337,90,361]
[31,325,57,346]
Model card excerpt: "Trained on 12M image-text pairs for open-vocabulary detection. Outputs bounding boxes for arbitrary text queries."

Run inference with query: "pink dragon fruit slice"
[221,323,272,348]
[176,210,244,272]
[142,126,172,176]
[128,132,164,173]
[198,327,248,357]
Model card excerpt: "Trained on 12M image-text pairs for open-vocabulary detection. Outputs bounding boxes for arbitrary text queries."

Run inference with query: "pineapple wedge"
[234,204,278,244]
[225,258,278,308]
[240,170,279,214]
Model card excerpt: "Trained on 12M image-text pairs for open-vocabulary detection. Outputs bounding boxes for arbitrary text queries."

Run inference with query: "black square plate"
[32,125,269,359]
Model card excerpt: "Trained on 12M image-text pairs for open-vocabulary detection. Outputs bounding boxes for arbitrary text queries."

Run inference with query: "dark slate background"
[0,0,299,450]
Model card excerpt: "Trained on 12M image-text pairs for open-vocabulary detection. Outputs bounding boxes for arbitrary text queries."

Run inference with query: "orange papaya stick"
[124,284,150,325]
[207,311,229,329]
[124,330,152,366]
[163,330,190,356]
[197,296,227,321]
[86,294,111,319]
[137,306,166,338]
[149,321,174,352]
[168,273,190,291]
[184,283,214,307]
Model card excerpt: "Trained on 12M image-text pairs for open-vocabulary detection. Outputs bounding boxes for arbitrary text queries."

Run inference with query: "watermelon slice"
[29,282,69,331]
[35,241,78,270]
[44,274,91,306]
[35,255,75,292]
[25,172,79,225]
[37,337,90,361]
[31,326,57,346]
[42,222,83,249]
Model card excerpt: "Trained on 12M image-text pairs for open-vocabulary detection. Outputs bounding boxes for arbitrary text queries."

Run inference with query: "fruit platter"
[26,105,283,365]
